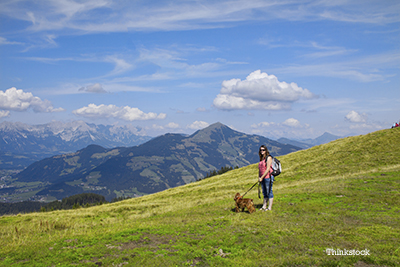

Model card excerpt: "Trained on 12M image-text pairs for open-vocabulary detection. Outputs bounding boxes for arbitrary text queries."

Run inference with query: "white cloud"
[251,118,314,139]
[0,37,23,45]
[149,124,165,131]
[271,51,400,82]
[72,104,166,121]
[213,70,315,110]
[196,107,208,112]
[345,110,367,123]
[0,87,64,113]
[282,118,302,128]
[187,121,209,130]
[252,118,308,129]
[165,122,180,129]
[24,54,134,78]
[79,83,107,93]
[104,56,133,76]
[44,34,57,46]
[1,0,397,34]
[259,39,358,59]
[343,111,384,133]
[136,47,225,79]
[0,110,10,118]
[301,41,358,58]
[213,94,291,110]
[251,122,276,128]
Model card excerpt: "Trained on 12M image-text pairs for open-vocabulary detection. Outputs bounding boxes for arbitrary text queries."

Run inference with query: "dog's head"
[234,193,242,202]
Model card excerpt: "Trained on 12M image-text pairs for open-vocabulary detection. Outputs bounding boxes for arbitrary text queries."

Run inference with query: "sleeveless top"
[259,157,273,179]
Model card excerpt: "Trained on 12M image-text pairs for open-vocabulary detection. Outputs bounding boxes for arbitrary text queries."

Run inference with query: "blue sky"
[0,0,399,139]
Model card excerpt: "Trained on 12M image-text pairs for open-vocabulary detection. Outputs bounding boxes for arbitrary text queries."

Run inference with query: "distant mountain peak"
[207,122,226,129]
[0,121,153,169]
[189,122,233,142]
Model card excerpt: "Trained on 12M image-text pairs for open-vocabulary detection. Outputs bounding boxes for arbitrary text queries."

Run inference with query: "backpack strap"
[265,155,273,165]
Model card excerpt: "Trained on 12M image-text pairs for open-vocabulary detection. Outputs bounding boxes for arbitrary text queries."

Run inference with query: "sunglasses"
[260,148,266,151]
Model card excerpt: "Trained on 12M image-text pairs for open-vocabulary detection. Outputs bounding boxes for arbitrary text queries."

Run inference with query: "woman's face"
[260,147,266,155]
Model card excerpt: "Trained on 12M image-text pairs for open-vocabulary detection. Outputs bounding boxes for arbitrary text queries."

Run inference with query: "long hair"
[259,145,270,161]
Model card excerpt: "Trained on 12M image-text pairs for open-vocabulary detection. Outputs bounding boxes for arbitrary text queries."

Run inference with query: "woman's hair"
[259,145,270,161]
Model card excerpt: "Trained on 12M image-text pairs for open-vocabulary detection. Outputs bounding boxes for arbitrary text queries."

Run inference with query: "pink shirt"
[259,158,273,179]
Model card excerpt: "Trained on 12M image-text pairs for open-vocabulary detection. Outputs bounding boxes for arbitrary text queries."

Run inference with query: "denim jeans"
[260,176,274,199]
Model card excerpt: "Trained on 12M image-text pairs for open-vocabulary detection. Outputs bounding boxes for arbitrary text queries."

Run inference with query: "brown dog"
[234,193,256,213]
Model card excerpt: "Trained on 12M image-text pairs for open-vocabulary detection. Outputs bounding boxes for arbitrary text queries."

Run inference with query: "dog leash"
[241,181,259,199]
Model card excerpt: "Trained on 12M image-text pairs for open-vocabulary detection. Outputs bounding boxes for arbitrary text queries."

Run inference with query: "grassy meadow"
[1,128,399,266]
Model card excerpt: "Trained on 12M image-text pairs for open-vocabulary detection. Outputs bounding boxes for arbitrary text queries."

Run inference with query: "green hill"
[1,128,399,266]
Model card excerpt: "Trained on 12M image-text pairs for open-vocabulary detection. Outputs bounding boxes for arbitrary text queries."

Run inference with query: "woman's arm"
[259,156,272,182]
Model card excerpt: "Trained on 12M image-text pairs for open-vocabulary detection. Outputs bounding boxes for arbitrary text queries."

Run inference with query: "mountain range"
[278,132,342,149]
[2,122,301,202]
[0,120,342,170]
[0,121,152,169]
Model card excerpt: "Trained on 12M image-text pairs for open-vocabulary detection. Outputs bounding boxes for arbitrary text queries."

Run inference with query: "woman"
[258,145,274,211]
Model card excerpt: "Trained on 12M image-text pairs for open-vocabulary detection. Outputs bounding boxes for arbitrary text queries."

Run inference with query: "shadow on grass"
[229,203,265,214]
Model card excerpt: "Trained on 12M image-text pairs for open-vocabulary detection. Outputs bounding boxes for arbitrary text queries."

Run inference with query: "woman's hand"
[258,176,263,182]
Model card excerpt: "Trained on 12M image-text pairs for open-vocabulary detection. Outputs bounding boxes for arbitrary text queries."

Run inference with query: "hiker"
[258,145,274,211]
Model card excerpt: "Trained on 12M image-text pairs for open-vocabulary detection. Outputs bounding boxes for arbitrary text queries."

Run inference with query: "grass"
[0,128,399,266]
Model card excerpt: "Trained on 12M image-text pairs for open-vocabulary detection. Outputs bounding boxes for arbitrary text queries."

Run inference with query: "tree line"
[1,165,240,215]
[199,165,239,181]
[0,193,130,216]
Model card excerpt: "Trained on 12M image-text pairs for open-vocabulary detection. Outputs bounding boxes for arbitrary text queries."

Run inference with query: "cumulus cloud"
[213,70,316,110]
[187,121,209,130]
[72,103,166,121]
[0,87,64,113]
[345,110,367,123]
[282,118,302,128]
[165,122,180,129]
[79,83,107,93]
[344,111,383,132]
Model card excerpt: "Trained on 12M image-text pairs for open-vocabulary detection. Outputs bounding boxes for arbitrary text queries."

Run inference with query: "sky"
[0,0,399,140]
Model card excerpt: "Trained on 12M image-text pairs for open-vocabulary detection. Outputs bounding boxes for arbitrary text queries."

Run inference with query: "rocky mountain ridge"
[3,122,302,202]
[0,121,152,169]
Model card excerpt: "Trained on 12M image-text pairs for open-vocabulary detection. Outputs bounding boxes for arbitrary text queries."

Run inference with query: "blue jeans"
[261,176,274,199]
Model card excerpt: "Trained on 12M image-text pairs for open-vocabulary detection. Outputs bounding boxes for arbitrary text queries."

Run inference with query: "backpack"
[266,155,282,177]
